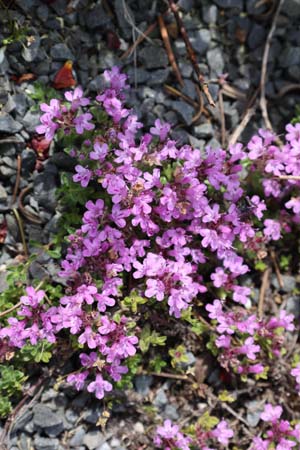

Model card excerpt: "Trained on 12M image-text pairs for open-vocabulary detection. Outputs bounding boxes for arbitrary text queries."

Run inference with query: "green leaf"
[139,325,166,354]
[197,411,219,431]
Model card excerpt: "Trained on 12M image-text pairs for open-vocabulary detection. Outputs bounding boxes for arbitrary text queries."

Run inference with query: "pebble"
[212,0,243,9]
[96,443,111,450]
[247,23,266,50]
[21,32,41,62]
[202,4,218,24]
[139,45,168,69]
[283,0,300,19]
[0,113,23,134]
[84,4,111,29]
[164,404,179,420]
[33,436,59,450]
[50,43,74,61]
[33,171,58,212]
[33,404,64,437]
[0,184,7,202]
[207,47,225,75]
[69,426,86,447]
[172,101,194,126]
[194,122,214,138]
[134,375,153,396]
[82,430,105,450]
[279,46,300,68]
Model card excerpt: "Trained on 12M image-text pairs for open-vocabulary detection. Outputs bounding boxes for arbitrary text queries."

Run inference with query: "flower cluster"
[251,404,300,450]
[154,418,233,449]
[1,67,299,405]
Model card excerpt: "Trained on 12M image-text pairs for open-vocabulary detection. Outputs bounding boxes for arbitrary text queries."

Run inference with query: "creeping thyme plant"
[1,67,300,448]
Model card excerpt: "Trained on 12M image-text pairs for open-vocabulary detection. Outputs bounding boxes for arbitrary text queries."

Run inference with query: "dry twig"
[259,0,285,132]
[218,89,226,147]
[228,88,259,147]
[167,0,216,107]
[258,267,271,319]
[158,14,184,87]
[121,21,158,60]
[270,249,284,289]
[11,154,22,206]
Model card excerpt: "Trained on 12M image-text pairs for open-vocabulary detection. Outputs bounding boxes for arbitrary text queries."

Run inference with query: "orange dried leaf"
[53,60,76,89]
[10,73,37,84]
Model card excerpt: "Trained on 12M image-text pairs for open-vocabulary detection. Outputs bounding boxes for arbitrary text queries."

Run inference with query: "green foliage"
[121,293,148,313]
[1,18,29,46]
[279,254,292,271]
[115,354,142,390]
[0,365,27,417]
[197,411,219,431]
[28,81,59,107]
[180,308,208,335]
[19,340,53,364]
[169,345,189,369]
[148,355,167,373]
[139,324,166,354]
[291,105,300,125]
[218,390,235,403]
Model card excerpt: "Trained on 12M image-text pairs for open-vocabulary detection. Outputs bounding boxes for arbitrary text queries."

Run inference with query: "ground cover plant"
[0,63,300,449]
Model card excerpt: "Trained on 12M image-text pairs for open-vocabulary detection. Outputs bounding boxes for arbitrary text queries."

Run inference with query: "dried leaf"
[52,60,76,90]
[0,220,7,244]
[10,73,37,84]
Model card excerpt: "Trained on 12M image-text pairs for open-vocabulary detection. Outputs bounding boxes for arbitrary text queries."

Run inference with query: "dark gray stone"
[65,409,79,425]
[20,110,40,133]
[246,0,268,14]
[153,388,168,408]
[0,164,15,179]
[191,29,211,54]
[113,0,134,38]
[85,4,111,29]
[50,153,77,171]
[33,436,59,450]
[148,69,170,85]
[272,275,296,292]
[33,404,64,437]
[178,0,195,12]
[21,149,36,173]
[203,4,218,24]
[12,93,28,116]
[11,410,33,433]
[139,45,168,69]
[248,24,266,50]
[0,113,23,134]
[283,0,300,19]
[288,65,300,81]
[279,47,300,68]
[212,0,243,8]
[207,47,225,75]
[83,430,105,450]
[83,405,103,424]
[69,425,86,447]
[286,296,300,317]
[33,172,57,212]
[164,404,179,420]
[172,101,194,126]
[36,4,49,21]
[126,68,150,85]
[50,43,74,61]
[96,443,111,450]
[246,400,264,427]
[134,375,153,396]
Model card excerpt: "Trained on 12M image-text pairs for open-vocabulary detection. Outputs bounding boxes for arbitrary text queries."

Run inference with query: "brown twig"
[276,83,300,98]
[258,267,271,319]
[11,154,22,206]
[218,89,226,147]
[191,84,204,124]
[158,14,184,87]
[228,88,259,147]
[270,249,284,289]
[141,371,190,381]
[168,0,216,107]
[18,185,43,225]
[12,208,28,258]
[121,21,158,60]
[164,84,198,108]
[0,301,21,318]
[259,0,285,132]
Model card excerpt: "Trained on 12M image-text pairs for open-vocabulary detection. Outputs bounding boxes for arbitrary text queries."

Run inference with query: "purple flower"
[145,278,165,301]
[36,113,59,140]
[261,404,283,422]
[73,113,95,134]
[65,86,90,111]
[20,286,45,308]
[40,99,61,118]
[238,337,260,360]
[263,219,281,241]
[103,66,129,91]
[90,141,108,160]
[150,119,171,141]
[87,374,112,399]
[73,165,92,187]
[211,420,234,445]
[67,371,89,390]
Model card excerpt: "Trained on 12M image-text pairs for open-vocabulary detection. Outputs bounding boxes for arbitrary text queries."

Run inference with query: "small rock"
[246,0,268,14]
[178,0,194,12]
[69,426,86,447]
[50,43,74,61]
[50,153,77,171]
[248,24,266,50]
[83,405,103,425]
[34,172,57,212]
[134,375,153,396]
[20,110,40,133]
[110,438,121,448]
[0,113,23,134]
[164,404,179,420]
[288,65,300,81]
[96,443,111,450]
[212,0,243,9]
[191,29,211,54]
[282,0,300,19]
[154,389,168,408]
[33,404,64,437]
[83,430,105,450]
[246,400,264,427]
[194,123,214,138]
[147,69,170,85]
[207,47,225,75]
[133,422,144,434]
[11,410,33,433]
[65,409,79,425]
[36,4,49,21]
[279,46,300,68]
[12,93,28,116]
[172,101,194,126]
[21,149,36,173]
[113,0,134,38]
[203,4,218,24]
[139,45,168,69]
[286,296,300,317]
[85,4,111,29]
[33,436,59,450]
[271,275,296,292]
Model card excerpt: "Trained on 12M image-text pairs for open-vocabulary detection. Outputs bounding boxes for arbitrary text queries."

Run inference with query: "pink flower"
[73,165,92,187]
[261,403,283,423]
[73,113,95,134]
[87,374,112,399]
[211,419,234,445]
[64,86,90,111]
[90,141,108,160]
[150,119,171,141]
[263,219,281,241]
